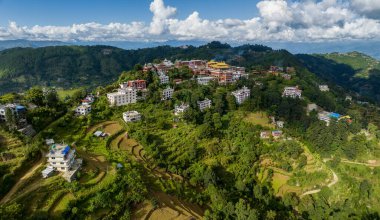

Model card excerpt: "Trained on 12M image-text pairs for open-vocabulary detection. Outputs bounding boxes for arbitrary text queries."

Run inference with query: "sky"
[0,0,380,42]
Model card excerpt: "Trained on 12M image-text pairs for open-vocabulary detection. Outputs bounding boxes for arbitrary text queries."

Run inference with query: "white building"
[319,85,329,92]
[232,72,249,81]
[107,86,137,106]
[162,58,174,67]
[45,144,83,181]
[197,98,212,111]
[307,103,318,112]
[0,105,6,121]
[162,87,174,100]
[318,111,331,126]
[123,111,141,123]
[260,131,271,139]
[282,86,302,99]
[0,104,27,122]
[158,72,169,84]
[276,121,285,128]
[197,76,216,85]
[232,86,251,105]
[75,104,91,116]
[174,103,189,116]
[346,96,352,101]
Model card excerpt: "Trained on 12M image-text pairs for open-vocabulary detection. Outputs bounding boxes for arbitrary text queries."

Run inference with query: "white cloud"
[351,0,380,19]
[0,0,380,42]
[149,0,176,35]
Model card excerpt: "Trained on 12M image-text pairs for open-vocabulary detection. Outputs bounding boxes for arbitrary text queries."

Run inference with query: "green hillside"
[322,52,380,78]
[297,53,380,102]
[0,42,298,95]
[1,43,380,219]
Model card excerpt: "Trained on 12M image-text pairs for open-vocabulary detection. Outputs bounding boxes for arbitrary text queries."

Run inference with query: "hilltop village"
[1,54,380,219]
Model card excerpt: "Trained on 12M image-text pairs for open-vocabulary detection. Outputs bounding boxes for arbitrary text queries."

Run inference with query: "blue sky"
[0,0,380,42]
[0,0,259,26]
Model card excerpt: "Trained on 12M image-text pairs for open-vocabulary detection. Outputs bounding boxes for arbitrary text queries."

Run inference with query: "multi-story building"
[272,130,283,139]
[197,76,216,85]
[81,95,95,105]
[232,86,251,105]
[197,98,212,111]
[46,144,76,172]
[276,121,285,128]
[127,80,147,90]
[281,73,292,80]
[75,104,92,116]
[174,103,189,116]
[162,87,174,100]
[319,85,329,92]
[307,103,318,113]
[282,86,302,99]
[162,58,174,68]
[0,104,27,122]
[318,111,331,126]
[232,72,249,81]
[45,144,82,182]
[143,63,155,72]
[158,72,170,84]
[0,105,7,121]
[286,67,296,73]
[260,131,271,139]
[107,85,137,106]
[123,111,141,123]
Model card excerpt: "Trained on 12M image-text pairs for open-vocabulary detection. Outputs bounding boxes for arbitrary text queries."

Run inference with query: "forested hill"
[0,42,299,94]
[297,52,380,103]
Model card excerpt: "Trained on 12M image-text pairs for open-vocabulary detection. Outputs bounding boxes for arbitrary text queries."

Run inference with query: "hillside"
[297,52,380,102]
[1,44,380,218]
[0,42,299,95]
[323,52,380,78]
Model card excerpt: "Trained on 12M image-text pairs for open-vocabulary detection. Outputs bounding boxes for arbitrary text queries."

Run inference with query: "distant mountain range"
[1,39,379,60]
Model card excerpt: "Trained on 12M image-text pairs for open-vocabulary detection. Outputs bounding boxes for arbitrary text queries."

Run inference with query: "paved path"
[0,152,44,204]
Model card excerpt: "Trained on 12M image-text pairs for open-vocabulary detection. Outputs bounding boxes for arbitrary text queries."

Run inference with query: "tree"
[5,108,16,130]
[25,87,44,106]
[226,94,237,111]
[45,89,59,107]
[359,180,372,199]
[212,113,222,130]
[298,155,307,169]
[0,202,23,220]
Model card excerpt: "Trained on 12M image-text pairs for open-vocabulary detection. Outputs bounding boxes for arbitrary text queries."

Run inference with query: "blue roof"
[329,112,341,119]
[16,105,26,111]
[61,146,70,155]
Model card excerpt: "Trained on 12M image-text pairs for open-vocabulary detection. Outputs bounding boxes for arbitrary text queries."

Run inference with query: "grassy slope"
[322,52,380,78]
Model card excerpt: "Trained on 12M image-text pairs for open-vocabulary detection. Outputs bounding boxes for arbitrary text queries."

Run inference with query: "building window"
[53,162,56,164]
[60,162,64,164]
[52,157,55,159]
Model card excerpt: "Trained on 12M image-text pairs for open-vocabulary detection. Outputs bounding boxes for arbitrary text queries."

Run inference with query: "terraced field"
[0,130,26,174]
[110,130,202,219]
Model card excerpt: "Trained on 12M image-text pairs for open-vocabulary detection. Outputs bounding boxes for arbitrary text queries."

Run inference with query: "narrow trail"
[0,151,44,204]
[340,159,380,167]
[323,158,380,167]
[301,170,339,197]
